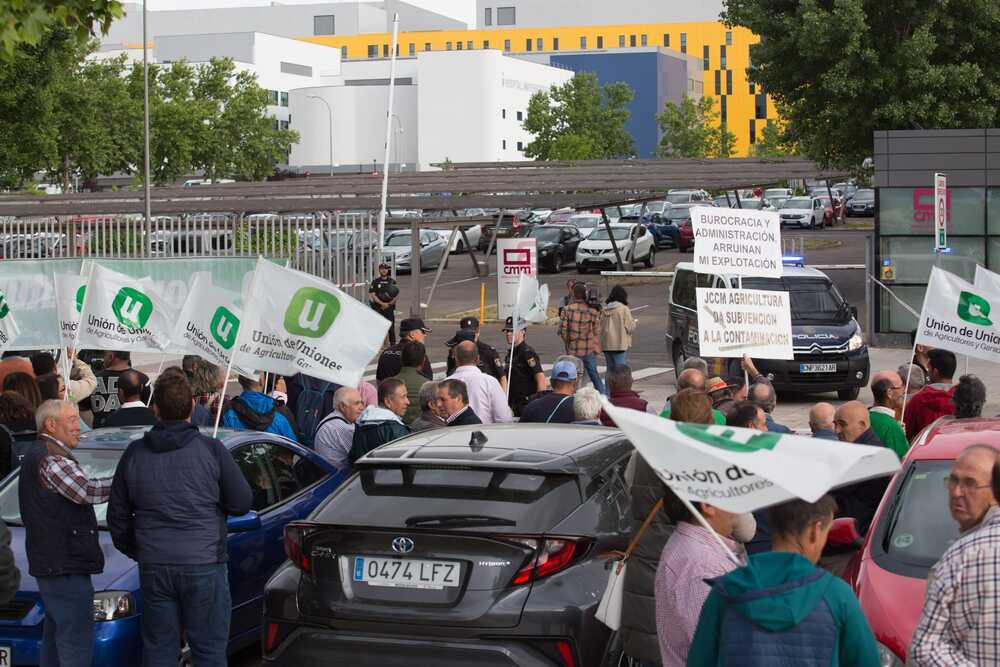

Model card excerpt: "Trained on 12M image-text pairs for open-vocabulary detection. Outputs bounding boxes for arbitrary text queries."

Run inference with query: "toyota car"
[262,425,634,667]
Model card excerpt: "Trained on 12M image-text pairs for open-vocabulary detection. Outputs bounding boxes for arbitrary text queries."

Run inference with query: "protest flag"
[75,264,176,353]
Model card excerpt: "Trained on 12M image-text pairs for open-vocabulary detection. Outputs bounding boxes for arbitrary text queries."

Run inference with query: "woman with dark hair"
[0,390,36,477]
[36,373,64,402]
[2,372,41,410]
[600,284,635,380]
[952,374,986,419]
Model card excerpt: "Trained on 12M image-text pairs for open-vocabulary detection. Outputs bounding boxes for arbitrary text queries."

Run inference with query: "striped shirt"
[558,301,601,357]
[38,436,112,506]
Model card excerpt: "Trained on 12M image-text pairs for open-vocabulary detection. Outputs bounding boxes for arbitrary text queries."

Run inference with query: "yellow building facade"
[300,21,777,157]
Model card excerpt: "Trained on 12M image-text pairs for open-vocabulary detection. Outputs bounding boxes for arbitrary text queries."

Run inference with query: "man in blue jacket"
[107,372,253,667]
[688,495,879,667]
[221,374,299,442]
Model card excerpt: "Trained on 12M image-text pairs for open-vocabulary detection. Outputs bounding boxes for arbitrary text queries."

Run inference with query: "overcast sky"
[147,0,475,25]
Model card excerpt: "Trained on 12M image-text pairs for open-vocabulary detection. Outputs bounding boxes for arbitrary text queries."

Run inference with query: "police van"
[666,259,870,399]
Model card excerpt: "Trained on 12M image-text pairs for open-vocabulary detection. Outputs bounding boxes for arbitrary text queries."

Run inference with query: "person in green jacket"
[660,369,726,424]
[392,341,429,425]
[687,495,879,667]
[869,371,910,460]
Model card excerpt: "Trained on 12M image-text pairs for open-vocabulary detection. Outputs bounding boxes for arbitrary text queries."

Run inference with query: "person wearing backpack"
[221,374,299,442]
[687,495,879,667]
[348,379,410,464]
[286,373,340,447]
[313,387,365,471]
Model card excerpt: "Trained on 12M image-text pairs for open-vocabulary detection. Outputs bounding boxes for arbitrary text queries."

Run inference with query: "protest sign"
[53,273,87,348]
[915,266,1000,364]
[76,264,178,352]
[696,287,793,359]
[232,258,389,386]
[601,399,900,514]
[690,206,783,278]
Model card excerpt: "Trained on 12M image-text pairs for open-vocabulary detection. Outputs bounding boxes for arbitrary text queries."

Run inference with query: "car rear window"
[311,466,582,532]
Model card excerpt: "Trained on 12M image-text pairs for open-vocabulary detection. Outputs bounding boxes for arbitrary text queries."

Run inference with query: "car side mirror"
[227,511,261,533]
[827,517,862,548]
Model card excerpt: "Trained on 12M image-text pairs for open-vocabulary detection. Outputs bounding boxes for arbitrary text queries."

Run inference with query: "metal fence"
[0,212,381,300]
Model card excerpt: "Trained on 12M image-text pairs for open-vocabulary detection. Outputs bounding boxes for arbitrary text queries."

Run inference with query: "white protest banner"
[53,272,87,348]
[0,288,21,354]
[0,259,82,350]
[76,264,178,352]
[497,238,537,320]
[232,258,389,386]
[974,264,1000,294]
[691,206,783,278]
[915,266,1000,364]
[696,287,793,360]
[172,272,253,373]
[600,399,900,513]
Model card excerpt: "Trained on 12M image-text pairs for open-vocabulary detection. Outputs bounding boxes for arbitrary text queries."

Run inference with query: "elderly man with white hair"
[313,386,365,471]
[573,387,604,425]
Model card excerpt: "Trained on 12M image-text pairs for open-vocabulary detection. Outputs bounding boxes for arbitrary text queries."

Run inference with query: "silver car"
[383,230,449,272]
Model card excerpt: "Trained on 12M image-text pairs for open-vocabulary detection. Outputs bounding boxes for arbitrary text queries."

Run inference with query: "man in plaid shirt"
[19,400,114,667]
[558,282,606,394]
[909,445,1000,666]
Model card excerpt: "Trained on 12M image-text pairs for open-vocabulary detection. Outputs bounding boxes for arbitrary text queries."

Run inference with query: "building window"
[516,110,523,121]
[424,42,431,51]
[341,46,347,60]
[313,15,334,35]
[726,70,732,95]
[703,45,709,70]
[280,120,289,130]
[755,92,767,119]
[485,7,492,26]
[536,37,543,50]
[382,44,389,57]
[629,34,636,47]
[663,33,670,47]
[456,41,463,50]
[580,36,587,49]
[502,139,507,149]
[446,41,452,50]
[268,89,279,105]
[618,35,625,47]
[749,119,756,145]
[367,44,378,58]
[273,119,279,130]
[408,43,415,56]
[280,91,289,107]
[641,34,647,46]
[726,31,732,46]
[467,40,473,50]
[525,38,532,51]
[720,45,727,69]
[721,96,727,124]
[483,40,489,49]
[714,71,721,96]
[497,6,515,25]
[553,37,559,50]
[597,35,604,48]
[504,39,511,51]
[680,33,687,53]
[517,141,523,151]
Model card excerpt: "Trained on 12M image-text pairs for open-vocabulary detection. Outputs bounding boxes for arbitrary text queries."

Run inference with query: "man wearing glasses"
[910,444,999,665]
[869,370,910,460]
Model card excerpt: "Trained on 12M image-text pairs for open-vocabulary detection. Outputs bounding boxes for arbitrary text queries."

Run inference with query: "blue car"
[0,427,346,666]
[641,201,679,249]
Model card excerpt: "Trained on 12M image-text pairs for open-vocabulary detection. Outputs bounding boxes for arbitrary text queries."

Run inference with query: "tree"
[751,120,795,158]
[0,0,123,58]
[723,0,1000,167]
[656,96,737,158]
[523,71,635,160]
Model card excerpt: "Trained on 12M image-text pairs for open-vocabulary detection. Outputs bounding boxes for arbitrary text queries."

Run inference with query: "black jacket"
[107,421,252,565]
[18,440,104,577]
[375,342,433,383]
[103,406,157,428]
[832,429,892,535]
[447,407,483,426]
[0,519,19,603]
[621,454,675,664]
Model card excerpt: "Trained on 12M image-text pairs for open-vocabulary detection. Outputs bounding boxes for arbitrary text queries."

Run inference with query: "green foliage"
[523,72,635,160]
[751,120,795,158]
[656,96,737,158]
[0,0,123,58]
[723,0,1000,167]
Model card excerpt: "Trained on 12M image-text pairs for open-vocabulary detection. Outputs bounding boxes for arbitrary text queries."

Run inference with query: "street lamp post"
[307,95,334,176]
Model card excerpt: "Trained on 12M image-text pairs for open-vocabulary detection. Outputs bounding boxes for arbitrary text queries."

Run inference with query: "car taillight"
[512,216,521,228]
[556,640,577,667]
[507,536,591,585]
[263,621,294,654]
[283,522,317,573]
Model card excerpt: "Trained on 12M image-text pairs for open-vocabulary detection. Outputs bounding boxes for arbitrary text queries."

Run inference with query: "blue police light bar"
[782,255,805,266]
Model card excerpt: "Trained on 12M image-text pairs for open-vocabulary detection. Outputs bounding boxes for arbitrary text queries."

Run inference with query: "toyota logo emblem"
[391,537,415,554]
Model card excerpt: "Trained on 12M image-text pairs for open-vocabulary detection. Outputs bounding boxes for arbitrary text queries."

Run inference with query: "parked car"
[384,230,449,271]
[641,200,669,223]
[762,187,794,206]
[779,196,826,229]
[476,213,530,253]
[521,223,582,273]
[560,213,603,239]
[545,207,577,225]
[664,189,711,204]
[842,418,1000,665]
[529,209,553,223]
[662,203,699,251]
[576,222,655,273]
[0,427,346,666]
[426,225,483,253]
[847,189,875,217]
[262,424,634,666]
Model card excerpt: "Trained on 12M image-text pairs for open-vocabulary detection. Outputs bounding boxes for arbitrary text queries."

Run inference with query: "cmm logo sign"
[502,248,533,275]
[912,188,951,231]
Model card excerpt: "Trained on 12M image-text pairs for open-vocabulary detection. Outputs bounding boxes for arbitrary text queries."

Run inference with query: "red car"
[840,417,1000,665]
[677,221,694,251]
[816,195,844,226]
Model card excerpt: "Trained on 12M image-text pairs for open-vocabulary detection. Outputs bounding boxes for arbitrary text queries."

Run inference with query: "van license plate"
[0,645,10,666]
[353,556,460,590]
[800,363,836,373]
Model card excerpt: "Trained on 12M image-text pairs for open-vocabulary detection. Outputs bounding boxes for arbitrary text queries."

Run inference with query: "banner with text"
[232,258,389,386]
[53,273,87,348]
[691,206,783,278]
[76,264,178,352]
[497,238,538,321]
[974,265,1000,294]
[915,266,1000,364]
[696,288,793,359]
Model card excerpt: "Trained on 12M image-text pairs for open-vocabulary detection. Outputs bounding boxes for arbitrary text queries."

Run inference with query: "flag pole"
[376,13,400,255]
[898,336,920,429]
[145,354,167,407]
[62,348,72,400]
[213,258,261,438]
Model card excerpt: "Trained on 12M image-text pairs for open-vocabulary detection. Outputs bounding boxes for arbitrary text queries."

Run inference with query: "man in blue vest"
[19,399,113,667]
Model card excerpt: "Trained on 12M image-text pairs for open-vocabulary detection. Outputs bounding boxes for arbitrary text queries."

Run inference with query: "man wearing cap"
[369,263,398,345]
[445,316,507,390]
[519,359,579,424]
[375,318,433,383]
[504,316,547,416]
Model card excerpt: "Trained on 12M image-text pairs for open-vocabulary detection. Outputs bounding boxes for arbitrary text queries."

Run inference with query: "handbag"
[595,497,665,630]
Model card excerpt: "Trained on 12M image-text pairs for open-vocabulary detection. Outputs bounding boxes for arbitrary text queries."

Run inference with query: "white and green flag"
[53,272,87,348]
[916,266,1000,364]
[172,272,252,372]
[513,275,550,331]
[76,264,177,352]
[601,399,900,513]
[0,288,20,354]
[232,258,390,386]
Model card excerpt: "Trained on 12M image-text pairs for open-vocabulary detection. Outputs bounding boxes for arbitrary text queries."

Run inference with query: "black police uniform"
[446,339,506,380]
[369,275,398,344]
[507,341,543,416]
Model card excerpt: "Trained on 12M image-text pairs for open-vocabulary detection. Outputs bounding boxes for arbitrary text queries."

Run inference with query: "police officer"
[503,316,547,416]
[445,317,507,389]
[369,263,399,345]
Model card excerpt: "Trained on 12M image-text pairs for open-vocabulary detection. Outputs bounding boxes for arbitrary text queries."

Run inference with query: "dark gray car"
[263,425,634,667]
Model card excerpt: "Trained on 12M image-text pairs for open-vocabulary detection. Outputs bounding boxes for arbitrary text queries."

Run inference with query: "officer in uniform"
[369,263,398,345]
[503,316,547,416]
[445,316,507,391]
